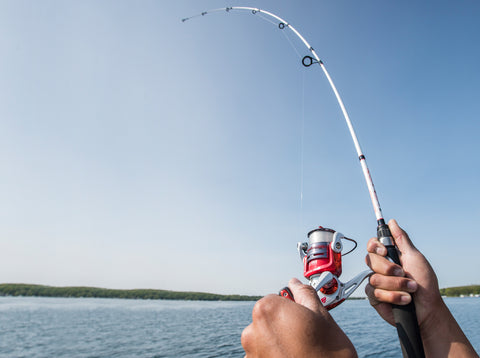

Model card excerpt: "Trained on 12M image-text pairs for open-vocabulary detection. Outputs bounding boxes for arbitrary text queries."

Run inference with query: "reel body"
[297,226,371,310]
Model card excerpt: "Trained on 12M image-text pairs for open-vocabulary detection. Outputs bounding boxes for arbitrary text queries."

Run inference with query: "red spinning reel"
[280,226,371,310]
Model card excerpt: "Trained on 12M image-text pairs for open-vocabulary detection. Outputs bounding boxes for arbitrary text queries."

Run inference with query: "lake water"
[0,296,478,357]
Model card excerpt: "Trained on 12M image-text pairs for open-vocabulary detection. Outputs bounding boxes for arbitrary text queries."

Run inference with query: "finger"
[241,323,254,353]
[388,219,417,254]
[366,237,387,256]
[365,253,405,277]
[372,287,412,305]
[365,284,395,325]
[365,283,380,306]
[288,278,324,314]
[369,273,418,293]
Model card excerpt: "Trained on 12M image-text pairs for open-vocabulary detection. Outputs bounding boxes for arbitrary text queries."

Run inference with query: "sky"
[0,0,479,296]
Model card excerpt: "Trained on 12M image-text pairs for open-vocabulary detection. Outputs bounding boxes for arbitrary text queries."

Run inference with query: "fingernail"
[375,247,386,255]
[407,281,418,291]
[400,295,411,304]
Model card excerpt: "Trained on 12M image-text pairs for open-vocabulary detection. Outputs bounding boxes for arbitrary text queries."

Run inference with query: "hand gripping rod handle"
[377,220,425,358]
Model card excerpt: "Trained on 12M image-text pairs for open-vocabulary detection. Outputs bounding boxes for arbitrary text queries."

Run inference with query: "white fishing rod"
[183,7,425,357]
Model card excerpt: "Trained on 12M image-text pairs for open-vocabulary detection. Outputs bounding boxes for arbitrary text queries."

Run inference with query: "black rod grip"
[378,222,425,358]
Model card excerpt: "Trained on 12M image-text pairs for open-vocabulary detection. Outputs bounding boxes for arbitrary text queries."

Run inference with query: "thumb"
[288,278,325,314]
[388,219,417,255]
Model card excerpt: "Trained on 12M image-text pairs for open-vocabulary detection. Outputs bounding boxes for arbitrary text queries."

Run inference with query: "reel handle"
[377,221,425,358]
[279,287,295,301]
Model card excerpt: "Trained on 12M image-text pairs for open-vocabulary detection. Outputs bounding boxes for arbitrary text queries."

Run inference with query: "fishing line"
[257,12,278,27]
[270,17,306,231]
[280,25,304,60]
[277,28,307,234]
[244,10,307,234]
[299,70,306,230]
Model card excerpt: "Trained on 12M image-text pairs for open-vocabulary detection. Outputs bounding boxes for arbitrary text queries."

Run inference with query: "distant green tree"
[0,283,261,301]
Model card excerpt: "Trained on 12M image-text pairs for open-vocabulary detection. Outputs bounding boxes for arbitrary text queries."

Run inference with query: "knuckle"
[387,291,399,303]
[365,253,373,268]
[399,278,411,291]
[373,288,384,302]
[366,238,378,252]
[385,263,401,277]
[385,290,406,305]
[292,284,318,304]
[251,295,277,321]
[240,325,251,348]
[389,277,405,291]
[373,288,392,303]
[297,284,317,297]
[394,278,405,289]
[380,290,395,302]
[370,274,410,293]
[368,273,381,287]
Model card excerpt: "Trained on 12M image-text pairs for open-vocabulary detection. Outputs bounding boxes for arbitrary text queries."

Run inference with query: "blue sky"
[0,0,479,296]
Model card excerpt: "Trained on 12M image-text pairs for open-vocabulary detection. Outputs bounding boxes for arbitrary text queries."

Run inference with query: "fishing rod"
[183,7,425,357]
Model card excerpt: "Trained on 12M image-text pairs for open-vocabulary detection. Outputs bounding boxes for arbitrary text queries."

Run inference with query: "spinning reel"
[281,226,371,310]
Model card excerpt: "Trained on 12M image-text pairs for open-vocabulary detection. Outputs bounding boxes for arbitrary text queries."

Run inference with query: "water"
[0,297,478,357]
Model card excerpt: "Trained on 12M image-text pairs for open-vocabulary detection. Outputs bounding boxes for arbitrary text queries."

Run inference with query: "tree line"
[0,283,261,301]
[2,283,478,300]
[439,285,480,297]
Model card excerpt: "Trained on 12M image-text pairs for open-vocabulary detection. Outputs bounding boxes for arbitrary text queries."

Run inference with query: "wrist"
[420,299,478,357]
[419,298,449,340]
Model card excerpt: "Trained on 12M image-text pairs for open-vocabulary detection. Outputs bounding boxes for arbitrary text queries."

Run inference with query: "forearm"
[421,300,478,358]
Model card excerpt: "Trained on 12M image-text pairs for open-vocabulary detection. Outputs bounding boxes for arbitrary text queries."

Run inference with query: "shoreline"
[2,283,479,301]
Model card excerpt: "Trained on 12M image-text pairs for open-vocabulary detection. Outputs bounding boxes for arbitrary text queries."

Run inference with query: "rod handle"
[378,222,425,358]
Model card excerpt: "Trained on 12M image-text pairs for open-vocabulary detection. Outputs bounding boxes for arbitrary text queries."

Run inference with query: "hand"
[364,219,441,327]
[365,219,478,357]
[241,278,357,358]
